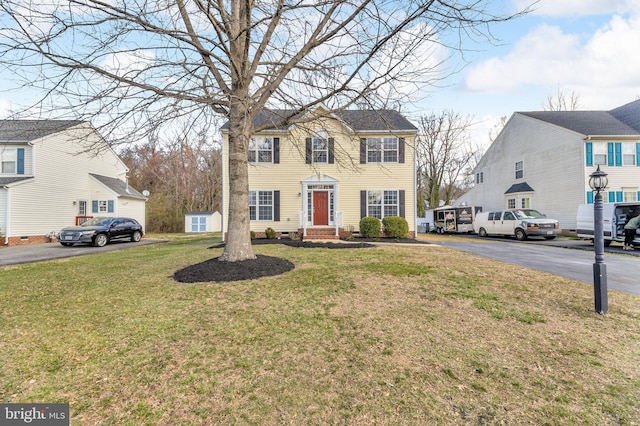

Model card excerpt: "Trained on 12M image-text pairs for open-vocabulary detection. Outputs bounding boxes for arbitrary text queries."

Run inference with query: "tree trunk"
[219,105,256,262]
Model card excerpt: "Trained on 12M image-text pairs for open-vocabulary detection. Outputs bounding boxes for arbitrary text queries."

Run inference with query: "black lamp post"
[589,165,609,314]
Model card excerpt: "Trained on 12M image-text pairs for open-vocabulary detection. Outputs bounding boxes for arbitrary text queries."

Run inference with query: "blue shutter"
[16,148,25,174]
[607,143,614,166]
[587,192,594,204]
[636,143,640,166]
[107,200,114,213]
[615,142,622,166]
[585,142,593,167]
[638,191,640,202]
[616,191,623,202]
[608,192,615,203]
[92,200,99,213]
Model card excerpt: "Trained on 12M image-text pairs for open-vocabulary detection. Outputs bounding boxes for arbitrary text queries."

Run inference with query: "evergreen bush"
[265,227,277,239]
[359,217,381,238]
[382,216,409,238]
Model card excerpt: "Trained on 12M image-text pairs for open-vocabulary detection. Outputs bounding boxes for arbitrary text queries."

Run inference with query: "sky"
[412,0,640,148]
[1,0,639,149]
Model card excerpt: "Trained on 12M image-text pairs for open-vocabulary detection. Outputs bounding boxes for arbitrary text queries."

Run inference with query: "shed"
[185,210,221,233]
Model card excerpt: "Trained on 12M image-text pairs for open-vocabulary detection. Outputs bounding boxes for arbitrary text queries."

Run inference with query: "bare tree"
[120,133,222,232]
[0,1,530,261]
[416,111,478,208]
[543,87,581,111]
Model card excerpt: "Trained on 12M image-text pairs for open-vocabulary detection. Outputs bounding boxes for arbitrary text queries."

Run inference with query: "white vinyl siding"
[5,124,147,237]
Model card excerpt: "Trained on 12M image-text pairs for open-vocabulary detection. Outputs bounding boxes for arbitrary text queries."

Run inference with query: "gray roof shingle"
[0,176,34,186]
[519,99,640,136]
[0,120,86,142]
[505,182,534,194]
[90,174,146,200]
[221,109,417,132]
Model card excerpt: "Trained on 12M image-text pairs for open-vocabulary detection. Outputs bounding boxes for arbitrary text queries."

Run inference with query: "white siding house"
[185,211,222,233]
[0,120,147,245]
[457,99,640,230]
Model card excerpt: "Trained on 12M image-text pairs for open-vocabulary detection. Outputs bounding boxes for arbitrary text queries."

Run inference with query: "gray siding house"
[457,99,640,230]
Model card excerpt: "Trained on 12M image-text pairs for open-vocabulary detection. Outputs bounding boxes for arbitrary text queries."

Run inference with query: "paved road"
[429,235,640,296]
[0,239,165,267]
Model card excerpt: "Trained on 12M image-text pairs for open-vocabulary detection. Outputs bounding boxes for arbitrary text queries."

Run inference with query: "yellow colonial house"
[221,107,418,239]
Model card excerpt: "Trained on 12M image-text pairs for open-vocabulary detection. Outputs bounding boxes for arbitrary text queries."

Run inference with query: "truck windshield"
[513,209,545,219]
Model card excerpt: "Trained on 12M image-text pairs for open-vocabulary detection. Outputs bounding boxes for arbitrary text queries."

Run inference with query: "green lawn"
[1,234,638,425]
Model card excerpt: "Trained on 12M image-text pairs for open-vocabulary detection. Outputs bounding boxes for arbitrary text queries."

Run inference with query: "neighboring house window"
[248,137,273,163]
[191,216,207,232]
[366,190,398,219]
[593,142,608,165]
[623,189,638,202]
[621,143,636,166]
[92,200,114,213]
[0,147,23,174]
[521,198,531,208]
[507,198,516,209]
[1,148,16,173]
[249,190,280,221]
[476,172,483,184]
[78,201,87,216]
[515,161,523,179]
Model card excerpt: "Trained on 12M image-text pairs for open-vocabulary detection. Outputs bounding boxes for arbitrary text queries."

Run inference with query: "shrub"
[359,217,381,238]
[382,216,409,238]
[265,227,277,239]
[340,225,355,241]
[250,230,256,240]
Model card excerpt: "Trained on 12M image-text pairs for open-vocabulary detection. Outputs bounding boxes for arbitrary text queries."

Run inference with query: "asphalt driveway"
[427,235,640,296]
[0,239,165,267]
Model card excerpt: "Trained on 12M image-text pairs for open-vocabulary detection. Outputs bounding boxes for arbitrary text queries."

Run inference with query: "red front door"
[313,191,329,225]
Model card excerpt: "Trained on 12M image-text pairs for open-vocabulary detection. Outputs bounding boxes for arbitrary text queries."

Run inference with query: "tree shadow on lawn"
[173,239,406,283]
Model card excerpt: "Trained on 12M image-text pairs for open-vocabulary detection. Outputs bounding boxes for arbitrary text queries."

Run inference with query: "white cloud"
[0,98,12,119]
[464,11,640,105]
[514,0,640,17]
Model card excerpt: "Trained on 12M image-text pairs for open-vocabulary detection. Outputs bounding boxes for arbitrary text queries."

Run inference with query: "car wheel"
[93,233,109,247]
[131,231,142,242]
[514,228,527,241]
[478,227,488,237]
[60,242,73,247]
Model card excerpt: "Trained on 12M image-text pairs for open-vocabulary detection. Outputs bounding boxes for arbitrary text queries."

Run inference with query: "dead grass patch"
[0,237,638,425]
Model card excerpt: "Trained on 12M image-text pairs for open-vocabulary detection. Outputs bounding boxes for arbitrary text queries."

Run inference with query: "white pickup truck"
[473,209,561,241]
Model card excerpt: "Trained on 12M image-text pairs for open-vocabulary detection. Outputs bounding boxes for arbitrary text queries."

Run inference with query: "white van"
[576,202,640,246]
[473,209,561,241]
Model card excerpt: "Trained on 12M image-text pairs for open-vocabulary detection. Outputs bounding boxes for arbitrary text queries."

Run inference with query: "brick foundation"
[4,235,57,246]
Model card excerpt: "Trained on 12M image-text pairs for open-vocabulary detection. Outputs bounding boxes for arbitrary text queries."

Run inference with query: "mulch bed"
[174,237,428,283]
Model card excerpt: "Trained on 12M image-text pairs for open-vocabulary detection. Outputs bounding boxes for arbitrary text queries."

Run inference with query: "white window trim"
[249,190,274,221]
[248,137,273,164]
[366,137,399,163]
[367,189,399,219]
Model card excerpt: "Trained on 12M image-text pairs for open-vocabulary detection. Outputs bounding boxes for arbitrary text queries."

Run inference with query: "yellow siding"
[222,112,416,235]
